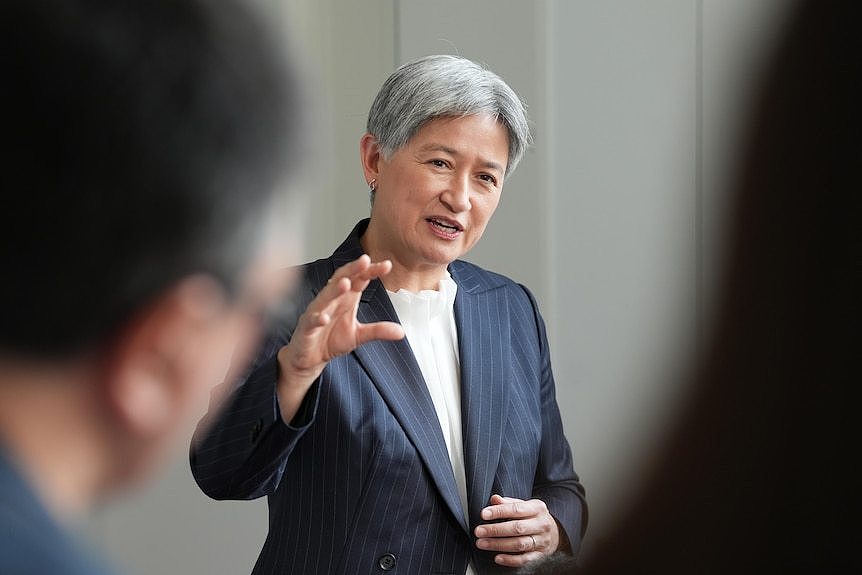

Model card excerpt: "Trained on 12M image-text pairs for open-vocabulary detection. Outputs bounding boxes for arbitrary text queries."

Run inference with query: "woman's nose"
[441,176,471,212]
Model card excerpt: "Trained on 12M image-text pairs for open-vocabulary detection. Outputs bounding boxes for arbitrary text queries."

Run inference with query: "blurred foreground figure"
[0,0,303,573]
[518,0,854,573]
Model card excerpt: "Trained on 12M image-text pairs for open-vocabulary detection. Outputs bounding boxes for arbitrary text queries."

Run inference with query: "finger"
[317,258,391,305]
[355,321,405,345]
[474,517,544,540]
[321,274,353,298]
[493,550,545,568]
[475,531,543,553]
[315,258,393,316]
[319,255,369,290]
[303,311,331,330]
[481,493,512,520]
[333,253,371,277]
[342,260,393,293]
[359,259,392,279]
[297,281,350,330]
[481,498,546,521]
[329,255,392,287]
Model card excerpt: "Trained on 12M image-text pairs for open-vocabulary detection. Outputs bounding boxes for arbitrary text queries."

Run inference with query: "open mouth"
[427,217,463,233]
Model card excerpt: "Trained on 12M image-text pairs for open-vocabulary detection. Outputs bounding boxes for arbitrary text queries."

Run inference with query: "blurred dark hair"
[0,0,303,357]
[517,553,579,575]
[522,0,853,573]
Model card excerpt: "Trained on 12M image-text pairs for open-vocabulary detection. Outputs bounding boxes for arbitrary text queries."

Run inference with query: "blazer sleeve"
[189,283,322,501]
[521,284,589,554]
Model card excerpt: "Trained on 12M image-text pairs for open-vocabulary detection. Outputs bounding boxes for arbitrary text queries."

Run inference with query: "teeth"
[430,218,458,231]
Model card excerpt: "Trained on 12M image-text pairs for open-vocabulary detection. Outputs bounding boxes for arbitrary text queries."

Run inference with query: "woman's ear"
[100,276,229,439]
[359,133,382,184]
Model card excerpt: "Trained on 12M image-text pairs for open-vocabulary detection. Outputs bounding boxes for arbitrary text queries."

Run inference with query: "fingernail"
[481,509,492,520]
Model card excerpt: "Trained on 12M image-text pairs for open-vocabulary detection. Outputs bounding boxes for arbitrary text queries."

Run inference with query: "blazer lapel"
[450,262,510,526]
[330,222,503,533]
[347,268,468,533]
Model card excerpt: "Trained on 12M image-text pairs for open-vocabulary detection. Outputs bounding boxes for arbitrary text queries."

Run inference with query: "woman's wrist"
[275,344,320,423]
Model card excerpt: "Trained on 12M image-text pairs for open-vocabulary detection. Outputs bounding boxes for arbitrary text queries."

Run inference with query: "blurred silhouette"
[0,0,304,573]
[517,0,853,573]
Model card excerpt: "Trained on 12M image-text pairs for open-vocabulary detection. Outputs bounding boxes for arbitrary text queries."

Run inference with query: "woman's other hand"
[474,494,564,568]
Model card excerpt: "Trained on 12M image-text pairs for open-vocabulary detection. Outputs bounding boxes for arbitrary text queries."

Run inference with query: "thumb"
[355,321,405,347]
[488,493,506,505]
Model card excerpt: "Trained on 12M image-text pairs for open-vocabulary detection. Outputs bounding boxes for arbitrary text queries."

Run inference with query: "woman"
[192,55,587,575]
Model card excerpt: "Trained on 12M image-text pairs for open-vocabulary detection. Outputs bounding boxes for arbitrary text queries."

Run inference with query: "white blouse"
[387,273,474,541]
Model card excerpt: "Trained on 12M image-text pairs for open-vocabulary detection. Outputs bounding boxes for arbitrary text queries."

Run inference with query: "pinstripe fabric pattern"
[190,220,586,574]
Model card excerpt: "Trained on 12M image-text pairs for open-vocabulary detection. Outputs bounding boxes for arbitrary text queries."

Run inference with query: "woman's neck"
[359,230,447,293]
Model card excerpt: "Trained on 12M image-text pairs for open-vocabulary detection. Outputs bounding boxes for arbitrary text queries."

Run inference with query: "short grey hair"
[366,54,532,178]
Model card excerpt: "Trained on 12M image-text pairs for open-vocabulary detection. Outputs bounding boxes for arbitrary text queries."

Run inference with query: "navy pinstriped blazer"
[191,220,586,574]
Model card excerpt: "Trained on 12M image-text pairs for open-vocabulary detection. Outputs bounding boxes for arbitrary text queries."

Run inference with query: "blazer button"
[378,553,396,571]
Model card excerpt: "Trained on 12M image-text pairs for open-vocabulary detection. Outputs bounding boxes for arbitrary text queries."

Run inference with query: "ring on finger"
[529,535,536,551]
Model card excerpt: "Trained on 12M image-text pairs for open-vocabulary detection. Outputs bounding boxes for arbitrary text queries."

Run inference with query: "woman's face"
[363,113,509,276]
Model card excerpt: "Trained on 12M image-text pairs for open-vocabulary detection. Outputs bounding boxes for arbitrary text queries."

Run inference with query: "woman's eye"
[478,174,498,186]
[430,159,448,168]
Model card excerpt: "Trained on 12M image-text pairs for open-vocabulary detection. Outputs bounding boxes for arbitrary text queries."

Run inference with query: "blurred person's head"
[0,0,304,514]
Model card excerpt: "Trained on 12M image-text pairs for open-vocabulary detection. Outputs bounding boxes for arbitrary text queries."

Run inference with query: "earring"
[368,178,377,206]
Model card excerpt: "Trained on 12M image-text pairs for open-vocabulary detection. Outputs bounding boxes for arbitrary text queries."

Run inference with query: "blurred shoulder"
[1,457,113,575]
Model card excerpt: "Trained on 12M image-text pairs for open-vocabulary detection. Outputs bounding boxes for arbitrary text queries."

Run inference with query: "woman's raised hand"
[275,255,404,422]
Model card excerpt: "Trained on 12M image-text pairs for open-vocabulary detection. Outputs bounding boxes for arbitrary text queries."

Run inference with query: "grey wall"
[550,0,700,536]
[86,1,795,572]
[395,0,553,306]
